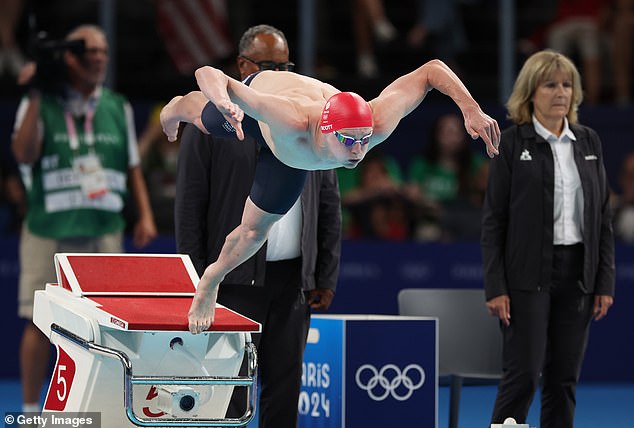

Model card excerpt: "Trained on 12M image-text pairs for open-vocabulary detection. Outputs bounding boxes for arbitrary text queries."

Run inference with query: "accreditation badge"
[72,153,108,199]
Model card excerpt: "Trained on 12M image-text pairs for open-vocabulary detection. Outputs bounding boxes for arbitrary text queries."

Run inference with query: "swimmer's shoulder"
[250,71,339,98]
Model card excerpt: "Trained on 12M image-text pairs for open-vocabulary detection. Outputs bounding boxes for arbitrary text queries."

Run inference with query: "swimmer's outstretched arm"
[195,66,310,142]
[369,59,501,158]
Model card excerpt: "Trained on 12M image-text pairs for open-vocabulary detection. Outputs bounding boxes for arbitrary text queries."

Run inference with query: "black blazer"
[175,123,341,293]
[481,123,615,300]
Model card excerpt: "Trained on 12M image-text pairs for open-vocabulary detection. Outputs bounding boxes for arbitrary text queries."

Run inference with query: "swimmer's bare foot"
[188,276,219,334]
[160,95,183,142]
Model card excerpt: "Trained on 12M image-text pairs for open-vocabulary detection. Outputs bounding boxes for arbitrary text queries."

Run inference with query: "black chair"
[398,288,503,428]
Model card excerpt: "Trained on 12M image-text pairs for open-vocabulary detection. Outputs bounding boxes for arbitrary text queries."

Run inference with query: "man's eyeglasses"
[333,130,373,147]
[239,55,295,71]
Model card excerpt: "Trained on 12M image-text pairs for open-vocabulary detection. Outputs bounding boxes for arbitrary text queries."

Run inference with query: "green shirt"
[16,88,139,239]
[408,155,485,203]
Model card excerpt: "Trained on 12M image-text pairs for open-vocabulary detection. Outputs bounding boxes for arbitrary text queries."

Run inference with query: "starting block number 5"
[44,346,76,411]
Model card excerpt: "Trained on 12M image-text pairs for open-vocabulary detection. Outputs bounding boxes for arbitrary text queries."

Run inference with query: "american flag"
[155,0,234,74]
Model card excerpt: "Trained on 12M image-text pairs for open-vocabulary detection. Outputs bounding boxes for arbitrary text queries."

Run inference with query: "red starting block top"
[89,296,260,332]
[50,253,261,332]
[55,253,199,295]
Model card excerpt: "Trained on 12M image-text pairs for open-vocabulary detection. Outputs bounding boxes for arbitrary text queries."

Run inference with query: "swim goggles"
[334,130,373,147]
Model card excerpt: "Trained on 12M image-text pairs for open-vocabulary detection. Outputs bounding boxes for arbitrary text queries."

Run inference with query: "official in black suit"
[175,25,341,428]
[481,50,615,428]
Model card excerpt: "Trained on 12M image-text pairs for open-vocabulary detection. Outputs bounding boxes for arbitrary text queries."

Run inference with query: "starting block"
[33,253,261,427]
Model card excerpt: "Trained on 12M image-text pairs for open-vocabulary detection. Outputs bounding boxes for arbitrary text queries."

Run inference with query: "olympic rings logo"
[355,363,425,401]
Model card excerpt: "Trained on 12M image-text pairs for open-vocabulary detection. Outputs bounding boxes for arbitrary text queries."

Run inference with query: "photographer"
[12,24,156,412]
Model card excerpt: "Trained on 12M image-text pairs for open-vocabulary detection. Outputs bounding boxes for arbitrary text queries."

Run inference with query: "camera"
[31,32,85,95]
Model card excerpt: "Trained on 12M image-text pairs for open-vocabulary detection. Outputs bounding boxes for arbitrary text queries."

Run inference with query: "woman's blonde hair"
[506,50,583,125]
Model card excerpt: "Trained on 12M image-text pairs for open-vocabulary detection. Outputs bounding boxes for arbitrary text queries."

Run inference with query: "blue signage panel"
[345,319,436,427]
[299,317,345,427]
[299,316,437,428]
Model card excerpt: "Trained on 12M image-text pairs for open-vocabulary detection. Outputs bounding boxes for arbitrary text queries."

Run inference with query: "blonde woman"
[481,50,615,428]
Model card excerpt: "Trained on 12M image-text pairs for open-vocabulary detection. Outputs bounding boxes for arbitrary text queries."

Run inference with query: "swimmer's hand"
[463,107,501,158]
[160,95,183,142]
[161,92,213,142]
[195,66,245,140]
[216,98,245,140]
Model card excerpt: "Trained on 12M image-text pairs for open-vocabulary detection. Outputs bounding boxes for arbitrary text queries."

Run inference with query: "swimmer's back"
[249,71,340,106]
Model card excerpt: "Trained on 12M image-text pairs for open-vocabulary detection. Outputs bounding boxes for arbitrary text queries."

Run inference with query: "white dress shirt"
[533,115,584,245]
[266,197,302,261]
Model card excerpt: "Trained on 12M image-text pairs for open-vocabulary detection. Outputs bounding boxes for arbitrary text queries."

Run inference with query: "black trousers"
[491,244,594,428]
[218,257,310,428]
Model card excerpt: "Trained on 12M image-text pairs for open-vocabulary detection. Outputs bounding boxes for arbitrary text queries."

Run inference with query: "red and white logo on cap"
[320,92,372,133]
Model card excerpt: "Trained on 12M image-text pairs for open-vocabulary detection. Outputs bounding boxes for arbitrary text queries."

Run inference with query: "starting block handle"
[50,324,258,427]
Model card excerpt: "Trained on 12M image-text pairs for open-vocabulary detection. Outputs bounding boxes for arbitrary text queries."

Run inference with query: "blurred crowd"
[335,109,634,244]
[517,0,634,105]
[6,103,634,244]
[1,0,634,242]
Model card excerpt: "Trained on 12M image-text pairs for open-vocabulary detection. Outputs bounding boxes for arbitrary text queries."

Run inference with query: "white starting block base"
[33,253,261,427]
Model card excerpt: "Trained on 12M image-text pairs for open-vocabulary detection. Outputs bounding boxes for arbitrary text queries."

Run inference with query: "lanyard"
[64,109,95,151]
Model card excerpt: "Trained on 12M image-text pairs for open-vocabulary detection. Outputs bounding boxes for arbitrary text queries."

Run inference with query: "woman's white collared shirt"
[532,116,584,245]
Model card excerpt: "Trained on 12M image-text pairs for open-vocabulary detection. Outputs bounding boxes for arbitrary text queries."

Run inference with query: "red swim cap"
[320,92,372,133]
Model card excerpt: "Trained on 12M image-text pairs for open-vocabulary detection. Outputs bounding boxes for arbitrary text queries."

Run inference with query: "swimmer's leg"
[188,197,282,334]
